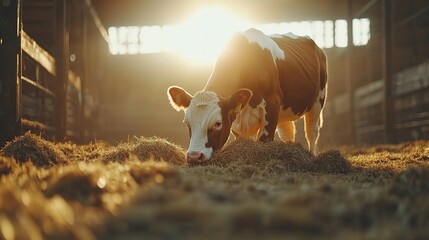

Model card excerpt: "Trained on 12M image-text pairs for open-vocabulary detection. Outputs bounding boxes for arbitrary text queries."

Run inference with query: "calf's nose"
[187,151,207,163]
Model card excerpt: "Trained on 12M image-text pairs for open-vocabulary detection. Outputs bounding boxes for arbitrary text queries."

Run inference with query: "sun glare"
[108,6,371,63]
[108,6,249,63]
[175,7,250,63]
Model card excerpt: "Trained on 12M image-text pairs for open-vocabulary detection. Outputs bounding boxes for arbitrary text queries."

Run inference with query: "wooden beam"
[396,4,429,28]
[83,0,109,43]
[354,0,380,18]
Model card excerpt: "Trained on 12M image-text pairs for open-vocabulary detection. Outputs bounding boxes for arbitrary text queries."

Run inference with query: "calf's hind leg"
[304,105,323,155]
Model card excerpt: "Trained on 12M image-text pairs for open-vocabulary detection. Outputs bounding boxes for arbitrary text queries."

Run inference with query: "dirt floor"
[1,132,428,240]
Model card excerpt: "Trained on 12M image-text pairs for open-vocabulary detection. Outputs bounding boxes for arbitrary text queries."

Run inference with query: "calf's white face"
[167,86,252,163]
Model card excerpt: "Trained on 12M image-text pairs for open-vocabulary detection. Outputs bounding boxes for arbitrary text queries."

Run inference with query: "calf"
[168,28,328,162]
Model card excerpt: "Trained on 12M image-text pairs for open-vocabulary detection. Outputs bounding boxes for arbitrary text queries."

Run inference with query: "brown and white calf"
[168,28,328,163]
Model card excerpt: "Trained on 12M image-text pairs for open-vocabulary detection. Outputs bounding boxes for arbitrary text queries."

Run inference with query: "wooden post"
[382,0,395,143]
[0,0,22,146]
[346,0,355,144]
[55,0,69,141]
[80,3,88,143]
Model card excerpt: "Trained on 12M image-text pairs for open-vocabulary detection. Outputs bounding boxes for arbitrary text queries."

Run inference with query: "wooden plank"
[24,0,54,8]
[21,31,56,76]
[22,118,54,132]
[68,70,81,91]
[354,80,384,108]
[356,90,384,109]
[354,79,383,99]
[395,119,429,130]
[333,93,350,114]
[21,76,55,96]
[395,61,429,96]
[356,124,385,134]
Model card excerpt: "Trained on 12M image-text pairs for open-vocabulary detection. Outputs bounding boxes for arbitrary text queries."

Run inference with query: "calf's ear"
[167,86,193,111]
[226,88,253,112]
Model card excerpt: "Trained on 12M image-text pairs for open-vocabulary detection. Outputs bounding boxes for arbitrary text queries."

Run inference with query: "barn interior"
[1,0,428,148]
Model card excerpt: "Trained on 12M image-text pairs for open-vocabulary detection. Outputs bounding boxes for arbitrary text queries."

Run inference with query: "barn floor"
[0,133,428,240]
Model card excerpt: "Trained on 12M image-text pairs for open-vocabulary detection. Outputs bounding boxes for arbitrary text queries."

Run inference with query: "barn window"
[324,21,334,48]
[335,19,348,48]
[353,18,371,46]
[108,9,370,59]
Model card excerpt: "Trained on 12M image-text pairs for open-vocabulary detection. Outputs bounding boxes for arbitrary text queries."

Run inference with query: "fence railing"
[0,0,107,145]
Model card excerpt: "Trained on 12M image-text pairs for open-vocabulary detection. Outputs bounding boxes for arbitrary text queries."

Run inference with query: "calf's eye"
[213,121,222,130]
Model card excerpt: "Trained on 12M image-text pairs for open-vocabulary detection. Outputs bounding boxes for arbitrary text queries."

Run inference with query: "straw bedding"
[1,132,428,239]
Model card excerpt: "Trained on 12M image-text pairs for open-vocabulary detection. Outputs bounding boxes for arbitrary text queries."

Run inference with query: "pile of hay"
[100,136,186,165]
[1,132,67,167]
[211,138,351,174]
[0,133,186,167]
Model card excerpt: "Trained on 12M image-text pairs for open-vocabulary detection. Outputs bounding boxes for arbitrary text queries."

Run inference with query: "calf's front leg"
[258,96,280,142]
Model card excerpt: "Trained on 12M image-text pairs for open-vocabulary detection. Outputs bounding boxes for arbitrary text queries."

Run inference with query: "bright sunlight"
[108,6,370,64]
[109,6,249,63]
[175,7,250,63]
